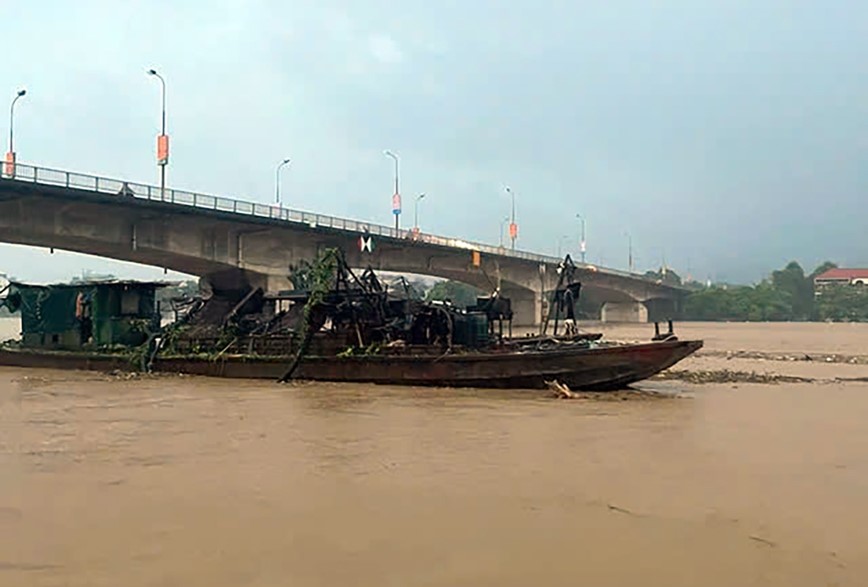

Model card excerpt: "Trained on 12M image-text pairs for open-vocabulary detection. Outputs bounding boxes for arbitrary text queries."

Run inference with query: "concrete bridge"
[0,163,686,325]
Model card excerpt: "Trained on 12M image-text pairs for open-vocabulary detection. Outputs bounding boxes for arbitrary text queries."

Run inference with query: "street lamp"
[384,150,400,231]
[575,213,587,264]
[275,158,291,205]
[505,186,517,250]
[499,216,510,247]
[6,88,26,177]
[414,193,426,230]
[147,69,168,199]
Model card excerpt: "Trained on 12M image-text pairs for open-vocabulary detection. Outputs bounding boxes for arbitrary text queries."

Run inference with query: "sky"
[2,0,867,284]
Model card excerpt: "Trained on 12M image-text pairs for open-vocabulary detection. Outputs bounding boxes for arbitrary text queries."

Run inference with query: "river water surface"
[2,319,868,585]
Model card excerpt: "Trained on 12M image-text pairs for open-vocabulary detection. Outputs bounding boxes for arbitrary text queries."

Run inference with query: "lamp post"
[6,88,26,177]
[147,69,168,199]
[505,186,517,250]
[275,158,291,205]
[384,150,400,231]
[413,193,426,230]
[499,216,510,247]
[575,213,586,264]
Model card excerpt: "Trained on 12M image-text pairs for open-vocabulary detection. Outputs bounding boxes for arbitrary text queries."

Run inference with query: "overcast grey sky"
[2,0,866,284]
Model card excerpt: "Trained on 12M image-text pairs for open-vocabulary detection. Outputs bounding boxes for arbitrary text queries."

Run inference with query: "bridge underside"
[580,285,681,323]
[0,179,684,325]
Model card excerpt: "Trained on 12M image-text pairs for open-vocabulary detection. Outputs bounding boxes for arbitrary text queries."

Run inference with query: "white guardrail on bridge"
[2,162,651,281]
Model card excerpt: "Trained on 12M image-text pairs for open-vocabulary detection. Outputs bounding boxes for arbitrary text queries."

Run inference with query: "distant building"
[813,268,868,289]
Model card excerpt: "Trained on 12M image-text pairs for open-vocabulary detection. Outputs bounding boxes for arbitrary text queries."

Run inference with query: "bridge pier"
[643,297,680,322]
[501,284,542,328]
[600,301,649,323]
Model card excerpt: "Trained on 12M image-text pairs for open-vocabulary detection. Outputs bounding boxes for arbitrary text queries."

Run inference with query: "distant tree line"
[682,261,868,322]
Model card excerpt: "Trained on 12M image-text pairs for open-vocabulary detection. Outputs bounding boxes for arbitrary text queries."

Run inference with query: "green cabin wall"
[12,283,160,350]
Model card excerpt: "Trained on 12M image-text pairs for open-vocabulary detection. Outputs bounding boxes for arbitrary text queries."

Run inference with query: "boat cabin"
[0,280,166,350]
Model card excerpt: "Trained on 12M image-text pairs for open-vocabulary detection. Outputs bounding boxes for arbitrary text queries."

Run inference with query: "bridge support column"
[643,298,681,322]
[201,268,277,298]
[501,284,542,328]
[601,301,648,323]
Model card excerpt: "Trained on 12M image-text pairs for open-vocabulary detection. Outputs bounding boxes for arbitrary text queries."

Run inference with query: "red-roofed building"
[814,268,868,288]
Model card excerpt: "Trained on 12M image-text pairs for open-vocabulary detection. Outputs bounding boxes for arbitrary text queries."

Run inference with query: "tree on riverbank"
[815,283,868,321]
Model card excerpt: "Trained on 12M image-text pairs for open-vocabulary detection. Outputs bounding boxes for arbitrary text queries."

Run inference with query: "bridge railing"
[2,162,657,283]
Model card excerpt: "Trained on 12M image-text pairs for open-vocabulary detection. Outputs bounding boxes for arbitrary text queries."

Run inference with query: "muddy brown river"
[2,319,868,585]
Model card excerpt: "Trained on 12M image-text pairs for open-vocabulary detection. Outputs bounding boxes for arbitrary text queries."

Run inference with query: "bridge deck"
[1,162,654,281]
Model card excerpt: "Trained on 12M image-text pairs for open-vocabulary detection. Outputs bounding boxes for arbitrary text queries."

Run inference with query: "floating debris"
[655,369,815,385]
[748,535,777,548]
[704,350,868,365]
[546,379,673,400]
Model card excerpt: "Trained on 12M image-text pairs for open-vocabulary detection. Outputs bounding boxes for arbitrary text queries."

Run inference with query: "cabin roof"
[814,268,868,281]
[10,279,174,290]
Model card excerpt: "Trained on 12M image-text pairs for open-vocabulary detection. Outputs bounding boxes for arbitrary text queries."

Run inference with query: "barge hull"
[1,339,702,391]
